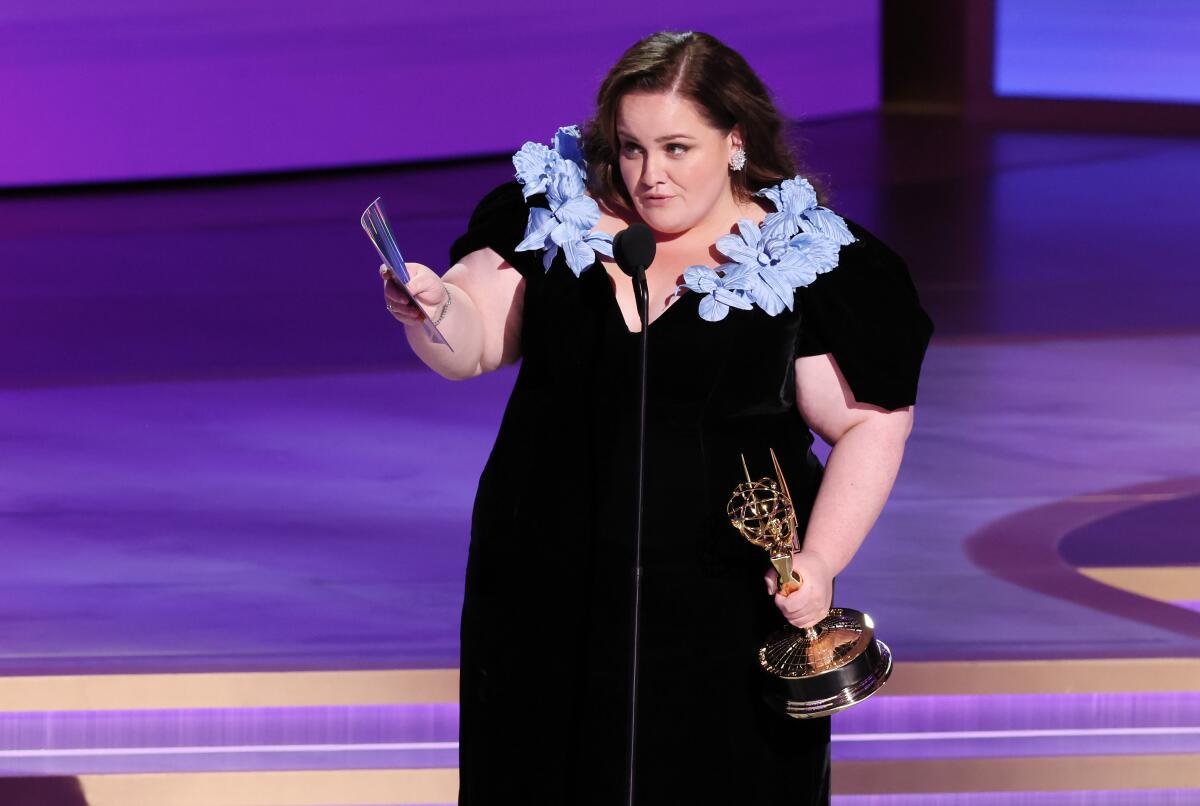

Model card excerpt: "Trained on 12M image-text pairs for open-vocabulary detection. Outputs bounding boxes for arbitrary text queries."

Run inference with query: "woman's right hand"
[764,551,833,629]
[380,262,448,326]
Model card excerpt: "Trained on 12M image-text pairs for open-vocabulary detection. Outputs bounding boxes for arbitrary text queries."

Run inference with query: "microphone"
[613,223,656,328]
[613,223,656,278]
[614,221,656,806]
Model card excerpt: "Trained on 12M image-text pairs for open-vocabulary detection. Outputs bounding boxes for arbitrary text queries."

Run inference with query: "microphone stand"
[624,261,649,806]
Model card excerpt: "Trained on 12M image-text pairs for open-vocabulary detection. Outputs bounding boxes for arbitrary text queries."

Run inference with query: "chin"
[637,207,690,235]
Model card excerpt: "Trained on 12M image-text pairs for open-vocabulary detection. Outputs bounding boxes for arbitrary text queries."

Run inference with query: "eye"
[621,141,643,155]
[666,143,689,155]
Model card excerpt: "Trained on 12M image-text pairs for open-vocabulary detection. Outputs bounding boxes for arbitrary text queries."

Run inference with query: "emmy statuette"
[726,449,892,718]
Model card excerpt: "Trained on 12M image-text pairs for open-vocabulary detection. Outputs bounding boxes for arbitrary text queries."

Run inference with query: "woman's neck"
[672,190,769,250]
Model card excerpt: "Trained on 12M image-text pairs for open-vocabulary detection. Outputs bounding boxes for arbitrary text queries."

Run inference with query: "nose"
[638,152,667,191]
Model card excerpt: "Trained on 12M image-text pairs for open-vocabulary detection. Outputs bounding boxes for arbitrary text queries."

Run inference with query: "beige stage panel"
[71,754,1200,805]
[835,753,1200,794]
[3,658,1200,711]
[80,769,459,806]
[1078,565,1200,601]
[0,669,459,712]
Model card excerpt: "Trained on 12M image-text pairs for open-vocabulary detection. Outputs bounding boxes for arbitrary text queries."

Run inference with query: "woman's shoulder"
[837,216,906,265]
[448,179,538,272]
[804,214,924,304]
[509,125,615,275]
[450,124,615,278]
[462,178,530,223]
[794,213,935,410]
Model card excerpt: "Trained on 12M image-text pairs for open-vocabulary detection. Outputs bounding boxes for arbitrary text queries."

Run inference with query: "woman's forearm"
[798,414,911,576]
[403,282,486,380]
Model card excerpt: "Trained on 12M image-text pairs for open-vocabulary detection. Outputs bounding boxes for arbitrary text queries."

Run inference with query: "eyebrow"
[616,131,696,143]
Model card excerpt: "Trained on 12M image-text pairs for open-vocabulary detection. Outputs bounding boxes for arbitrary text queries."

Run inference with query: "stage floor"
[2,112,1198,676]
[0,334,1197,676]
[2,111,1199,804]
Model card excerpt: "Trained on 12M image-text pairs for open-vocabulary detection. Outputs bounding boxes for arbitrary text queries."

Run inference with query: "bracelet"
[433,284,452,325]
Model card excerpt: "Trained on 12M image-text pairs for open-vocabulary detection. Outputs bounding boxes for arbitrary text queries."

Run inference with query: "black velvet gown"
[448,180,933,805]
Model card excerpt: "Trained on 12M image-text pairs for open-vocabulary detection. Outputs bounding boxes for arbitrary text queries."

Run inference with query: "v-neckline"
[600,266,694,335]
[587,200,772,335]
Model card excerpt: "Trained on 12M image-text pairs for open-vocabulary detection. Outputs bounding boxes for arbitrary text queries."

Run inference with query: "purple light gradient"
[995,0,1200,103]
[0,2,879,187]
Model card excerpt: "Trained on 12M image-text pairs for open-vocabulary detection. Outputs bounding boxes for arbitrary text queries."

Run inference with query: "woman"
[382,31,932,806]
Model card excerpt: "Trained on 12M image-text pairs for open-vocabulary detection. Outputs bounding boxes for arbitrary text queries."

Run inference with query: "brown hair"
[581,31,827,217]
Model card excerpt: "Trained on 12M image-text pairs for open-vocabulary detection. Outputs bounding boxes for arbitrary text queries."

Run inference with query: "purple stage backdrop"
[0,2,880,188]
[995,0,1200,104]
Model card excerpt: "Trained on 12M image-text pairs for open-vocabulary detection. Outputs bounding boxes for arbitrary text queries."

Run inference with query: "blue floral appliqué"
[758,176,856,248]
[680,175,856,321]
[680,264,756,322]
[512,125,613,276]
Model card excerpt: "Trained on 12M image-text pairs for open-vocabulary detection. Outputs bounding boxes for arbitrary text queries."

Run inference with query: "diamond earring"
[729,147,747,172]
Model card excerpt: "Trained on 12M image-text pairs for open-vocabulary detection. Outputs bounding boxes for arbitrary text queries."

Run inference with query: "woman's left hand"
[765,551,833,629]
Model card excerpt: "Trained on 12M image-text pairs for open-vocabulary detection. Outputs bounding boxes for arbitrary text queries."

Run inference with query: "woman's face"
[615,91,739,235]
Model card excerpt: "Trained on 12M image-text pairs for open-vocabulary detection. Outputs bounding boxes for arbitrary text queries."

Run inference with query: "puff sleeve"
[448,180,544,281]
[794,218,934,411]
